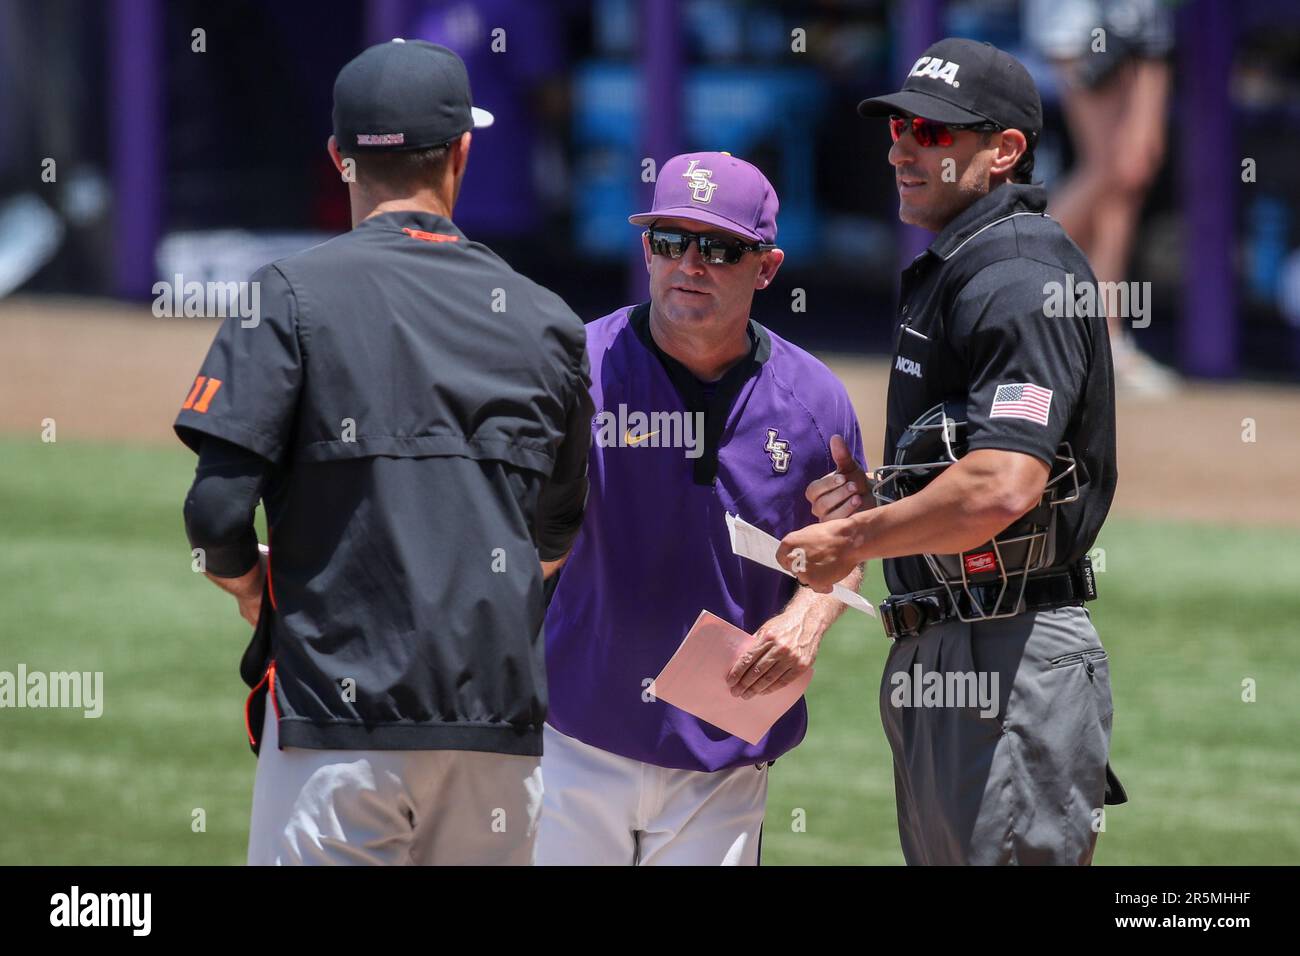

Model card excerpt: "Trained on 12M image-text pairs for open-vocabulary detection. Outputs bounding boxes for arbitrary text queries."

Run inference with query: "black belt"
[880,558,1098,641]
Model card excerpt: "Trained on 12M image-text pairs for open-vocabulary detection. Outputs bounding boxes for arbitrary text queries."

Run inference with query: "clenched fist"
[777,518,864,592]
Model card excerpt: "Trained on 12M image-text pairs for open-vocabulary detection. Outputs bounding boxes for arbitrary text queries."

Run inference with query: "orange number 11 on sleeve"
[181,375,223,414]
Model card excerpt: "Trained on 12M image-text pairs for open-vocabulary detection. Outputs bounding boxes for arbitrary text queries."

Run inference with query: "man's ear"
[755,247,784,289]
[451,130,472,177]
[990,128,1027,180]
[327,135,346,175]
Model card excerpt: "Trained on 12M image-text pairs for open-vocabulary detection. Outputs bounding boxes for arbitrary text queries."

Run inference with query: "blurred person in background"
[1024,0,1179,395]
[0,0,110,297]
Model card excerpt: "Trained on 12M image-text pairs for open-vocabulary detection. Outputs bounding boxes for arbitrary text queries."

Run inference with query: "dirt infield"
[3,295,1297,527]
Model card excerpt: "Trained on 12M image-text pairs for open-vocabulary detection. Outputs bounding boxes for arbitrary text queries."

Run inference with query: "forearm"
[847,451,1047,560]
[847,488,997,560]
[784,564,864,636]
[728,564,865,696]
[206,562,263,601]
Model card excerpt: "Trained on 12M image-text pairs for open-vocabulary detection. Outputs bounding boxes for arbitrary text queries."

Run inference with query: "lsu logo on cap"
[909,56,961,87]
[682,159,718,203]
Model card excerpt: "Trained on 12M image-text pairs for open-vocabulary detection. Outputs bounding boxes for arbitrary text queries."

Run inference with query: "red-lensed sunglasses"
[889,114,1001,148]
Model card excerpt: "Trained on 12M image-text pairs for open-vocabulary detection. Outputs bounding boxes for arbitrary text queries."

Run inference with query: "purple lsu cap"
[628,152,778,244]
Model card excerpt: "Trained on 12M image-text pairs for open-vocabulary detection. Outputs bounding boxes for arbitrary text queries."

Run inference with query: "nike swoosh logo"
[624,430,659,446]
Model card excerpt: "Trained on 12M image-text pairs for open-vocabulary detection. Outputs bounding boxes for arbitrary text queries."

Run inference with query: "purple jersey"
[544,303,866,772]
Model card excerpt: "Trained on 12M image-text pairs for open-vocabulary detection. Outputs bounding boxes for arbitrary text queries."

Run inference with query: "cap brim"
[857,90,987,125]
[471,106,494,129]
[627,207,764,243]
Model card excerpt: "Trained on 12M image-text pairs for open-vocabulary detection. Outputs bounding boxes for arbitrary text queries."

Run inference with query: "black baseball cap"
[858,38,1042,135]
[332,38,494,152]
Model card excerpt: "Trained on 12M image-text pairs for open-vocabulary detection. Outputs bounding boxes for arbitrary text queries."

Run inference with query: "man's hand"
[206,554,266,628]
[777,518,864,592]
[541,553,568,580]
[805,434,871,521]
[725,608,821,699]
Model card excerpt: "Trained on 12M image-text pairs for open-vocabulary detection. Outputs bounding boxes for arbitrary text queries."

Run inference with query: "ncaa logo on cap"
[908,55,961,87]
[682,160,718,204]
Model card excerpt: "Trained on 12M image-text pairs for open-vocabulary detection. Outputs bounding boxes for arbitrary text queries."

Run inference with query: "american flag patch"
[990,383,1052,426]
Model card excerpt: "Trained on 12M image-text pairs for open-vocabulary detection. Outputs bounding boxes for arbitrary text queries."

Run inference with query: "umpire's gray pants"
[879,605,1113,865]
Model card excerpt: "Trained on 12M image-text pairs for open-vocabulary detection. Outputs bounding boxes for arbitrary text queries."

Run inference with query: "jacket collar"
[926,183,1048,262]
[356,209,466,241]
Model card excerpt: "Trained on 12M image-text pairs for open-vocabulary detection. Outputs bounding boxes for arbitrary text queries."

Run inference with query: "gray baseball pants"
[247,707,543,865]
[879,604,1117,865]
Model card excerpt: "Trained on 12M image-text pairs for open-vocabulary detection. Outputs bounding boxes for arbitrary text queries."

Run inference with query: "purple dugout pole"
[366,0,410,46]
[631,0,683,303]
[1177,0,1236,378]
[897,0,944,268]
[109,0,162,299]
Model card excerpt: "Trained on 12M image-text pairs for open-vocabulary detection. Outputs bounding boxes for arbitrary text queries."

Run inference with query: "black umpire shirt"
[175,210,593,755]
[882,183,1117,597]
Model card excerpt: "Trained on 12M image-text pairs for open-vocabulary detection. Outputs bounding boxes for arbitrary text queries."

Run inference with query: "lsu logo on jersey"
[764,428,791,473]
[681,160,718,203]
[895,356,923,379]
[908,56,961,87]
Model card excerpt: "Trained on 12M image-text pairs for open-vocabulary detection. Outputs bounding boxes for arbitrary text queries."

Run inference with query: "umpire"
[778,38,1126,864]
[175,40,592,865]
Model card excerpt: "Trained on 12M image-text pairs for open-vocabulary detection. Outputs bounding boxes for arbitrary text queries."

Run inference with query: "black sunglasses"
[645,226,772,265]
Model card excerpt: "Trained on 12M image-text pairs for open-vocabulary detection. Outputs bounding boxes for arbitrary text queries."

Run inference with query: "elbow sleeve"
[184,479,260,577]
[535,374,594,561]
[535,475,589,561]
[183,437,268,577]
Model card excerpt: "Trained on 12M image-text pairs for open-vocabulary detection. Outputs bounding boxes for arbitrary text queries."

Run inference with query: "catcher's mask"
[872,401,1080,621]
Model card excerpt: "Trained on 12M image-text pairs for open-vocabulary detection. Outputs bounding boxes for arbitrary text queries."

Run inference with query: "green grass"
[1,435,1297,865]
